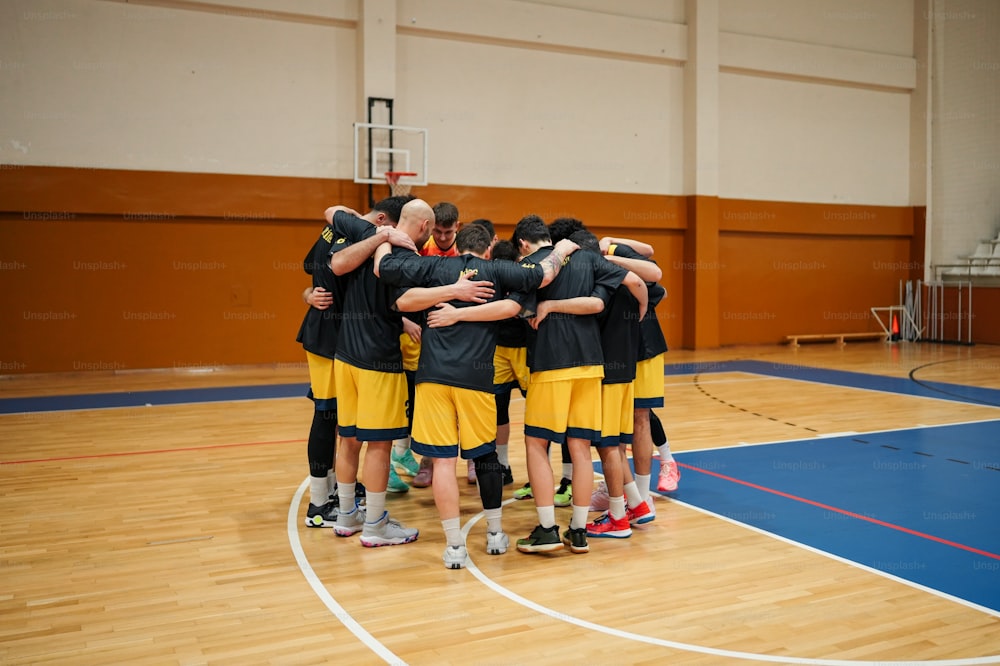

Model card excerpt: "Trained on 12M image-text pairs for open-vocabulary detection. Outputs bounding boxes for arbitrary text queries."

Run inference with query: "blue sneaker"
[387,465,410,493]
[391,447,420,476]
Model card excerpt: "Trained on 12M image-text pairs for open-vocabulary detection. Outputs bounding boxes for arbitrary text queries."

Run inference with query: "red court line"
[678,461,1000,562]
[1,438,303,465]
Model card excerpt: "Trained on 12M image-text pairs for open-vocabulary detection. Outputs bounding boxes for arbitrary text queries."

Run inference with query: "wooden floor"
[2,342,1000,665]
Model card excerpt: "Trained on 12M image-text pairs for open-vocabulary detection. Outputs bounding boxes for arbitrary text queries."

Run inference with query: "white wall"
[928,0,1000,267]
[718,74,911,204]
[0,0,357,177]
[719,0,913,56]
[1,0,971,219]
[396,34,684,193]
[716,0,915,205]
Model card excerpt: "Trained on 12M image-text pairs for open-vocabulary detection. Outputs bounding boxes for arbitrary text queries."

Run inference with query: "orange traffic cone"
[890,313,901,342]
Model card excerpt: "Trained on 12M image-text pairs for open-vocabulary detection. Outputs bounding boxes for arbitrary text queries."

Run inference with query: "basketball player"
[376,222,579,568]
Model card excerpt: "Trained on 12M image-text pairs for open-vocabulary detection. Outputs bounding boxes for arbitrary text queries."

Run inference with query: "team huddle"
[297,196,680,569]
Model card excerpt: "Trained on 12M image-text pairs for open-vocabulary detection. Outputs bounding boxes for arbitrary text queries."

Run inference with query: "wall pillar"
[682,0,720,348]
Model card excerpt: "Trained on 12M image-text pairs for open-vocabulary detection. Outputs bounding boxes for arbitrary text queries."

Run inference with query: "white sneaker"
[486,531,509,555]
[359,511,419,547]
[589,481,610,512]
[333,504,365,537]
[443,545,468,569]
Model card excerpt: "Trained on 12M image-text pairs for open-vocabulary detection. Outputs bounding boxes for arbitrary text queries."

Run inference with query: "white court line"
[459,504,1000,665]
[286,480,1000,665]
[666,497,1000,621]
[288,478,405,666]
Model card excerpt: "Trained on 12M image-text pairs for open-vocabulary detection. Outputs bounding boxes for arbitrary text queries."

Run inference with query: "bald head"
[398,198,435,247]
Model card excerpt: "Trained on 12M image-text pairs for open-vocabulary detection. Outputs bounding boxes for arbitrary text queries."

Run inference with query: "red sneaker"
[586,512,632,538]
[627,498,655,525]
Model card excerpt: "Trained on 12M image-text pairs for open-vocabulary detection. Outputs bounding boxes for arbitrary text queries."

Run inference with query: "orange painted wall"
[2,167,956,374]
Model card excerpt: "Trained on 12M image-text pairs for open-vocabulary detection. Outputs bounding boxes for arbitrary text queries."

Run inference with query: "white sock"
[392,438,409,455]
[561,463,572,481]
[624,481,643,509]
[537,505,556,529]
[657,442,675,463]
[636,474,651,502]
[365,491,386,523]
[442,517,463,547]
[326,471,337,498]
[609,495,626,520]
[338,482,356,512]
[310,476,329,507]
[496,444,509,467]
[485,507,503,534]
[571,505,588,530]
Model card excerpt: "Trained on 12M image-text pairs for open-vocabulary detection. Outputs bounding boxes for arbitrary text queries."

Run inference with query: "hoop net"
[385,171,417,197]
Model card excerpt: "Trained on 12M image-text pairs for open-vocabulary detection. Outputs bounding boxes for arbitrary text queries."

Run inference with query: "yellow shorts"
[411,383,496,460]
[524,366,603,444]
[493,345,528,394]
[597,381,635,448]
[400,333,420,373]
[634,353,665,408]
[333,359,409,441]
[305,351,337,411]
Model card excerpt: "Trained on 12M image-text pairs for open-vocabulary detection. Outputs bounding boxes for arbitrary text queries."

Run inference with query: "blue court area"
[647,421,1000,613]
[0,383,310,414]
[642,359,1000,614]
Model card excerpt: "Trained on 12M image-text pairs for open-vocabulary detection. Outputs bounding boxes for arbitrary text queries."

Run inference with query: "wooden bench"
[785,332,889,348]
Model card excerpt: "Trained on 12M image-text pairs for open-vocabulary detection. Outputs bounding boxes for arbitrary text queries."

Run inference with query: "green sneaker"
[516,524,563,553]
[387,465,410,493]
[561,526,589,554]
[391,447,420,477]
[553,478,573,507]
[513,483,533,500]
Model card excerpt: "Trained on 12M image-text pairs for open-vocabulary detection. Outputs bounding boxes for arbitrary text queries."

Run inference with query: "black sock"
[307,409,337,477]
[649,410,667,447]
[474,450,503,510]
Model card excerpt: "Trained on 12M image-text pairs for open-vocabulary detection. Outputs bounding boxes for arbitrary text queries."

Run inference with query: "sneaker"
[513,483,533,500]
[304,500,338,528]
[627,498,655,525]
[486,531,509,555]
[443,545,468,569]
[412,460,433,488]
[658,461,681,492]
[334,504,366,537]
[589,481,610,512]
[516,524,563,553]
[561,526,589,553]
[359,510,419,547]
[467,460,477,485]
[387,465,410,493]
[553,478,573,507]
[501,465,514,486]
[391,447,420,476]
[586,512,632,538]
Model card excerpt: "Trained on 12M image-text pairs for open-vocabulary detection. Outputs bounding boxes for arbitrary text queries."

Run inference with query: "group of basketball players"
[297,195,680,569]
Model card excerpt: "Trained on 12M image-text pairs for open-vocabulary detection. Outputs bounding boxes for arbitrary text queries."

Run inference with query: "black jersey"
[497,315,529,348]
[296,223,346,359]
[329,211,404,372]
[598,282,642,384]
[608,243,669,361]
[378,248,543,392]
[524,246,624,374]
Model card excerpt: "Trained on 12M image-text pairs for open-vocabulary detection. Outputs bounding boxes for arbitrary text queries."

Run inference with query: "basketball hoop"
[385,171,417,197]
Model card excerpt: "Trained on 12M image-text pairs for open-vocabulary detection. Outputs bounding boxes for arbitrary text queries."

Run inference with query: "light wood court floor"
[2,343,1000,665]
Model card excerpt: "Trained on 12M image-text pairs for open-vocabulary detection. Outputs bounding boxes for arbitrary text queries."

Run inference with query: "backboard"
[353,122,428,186]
